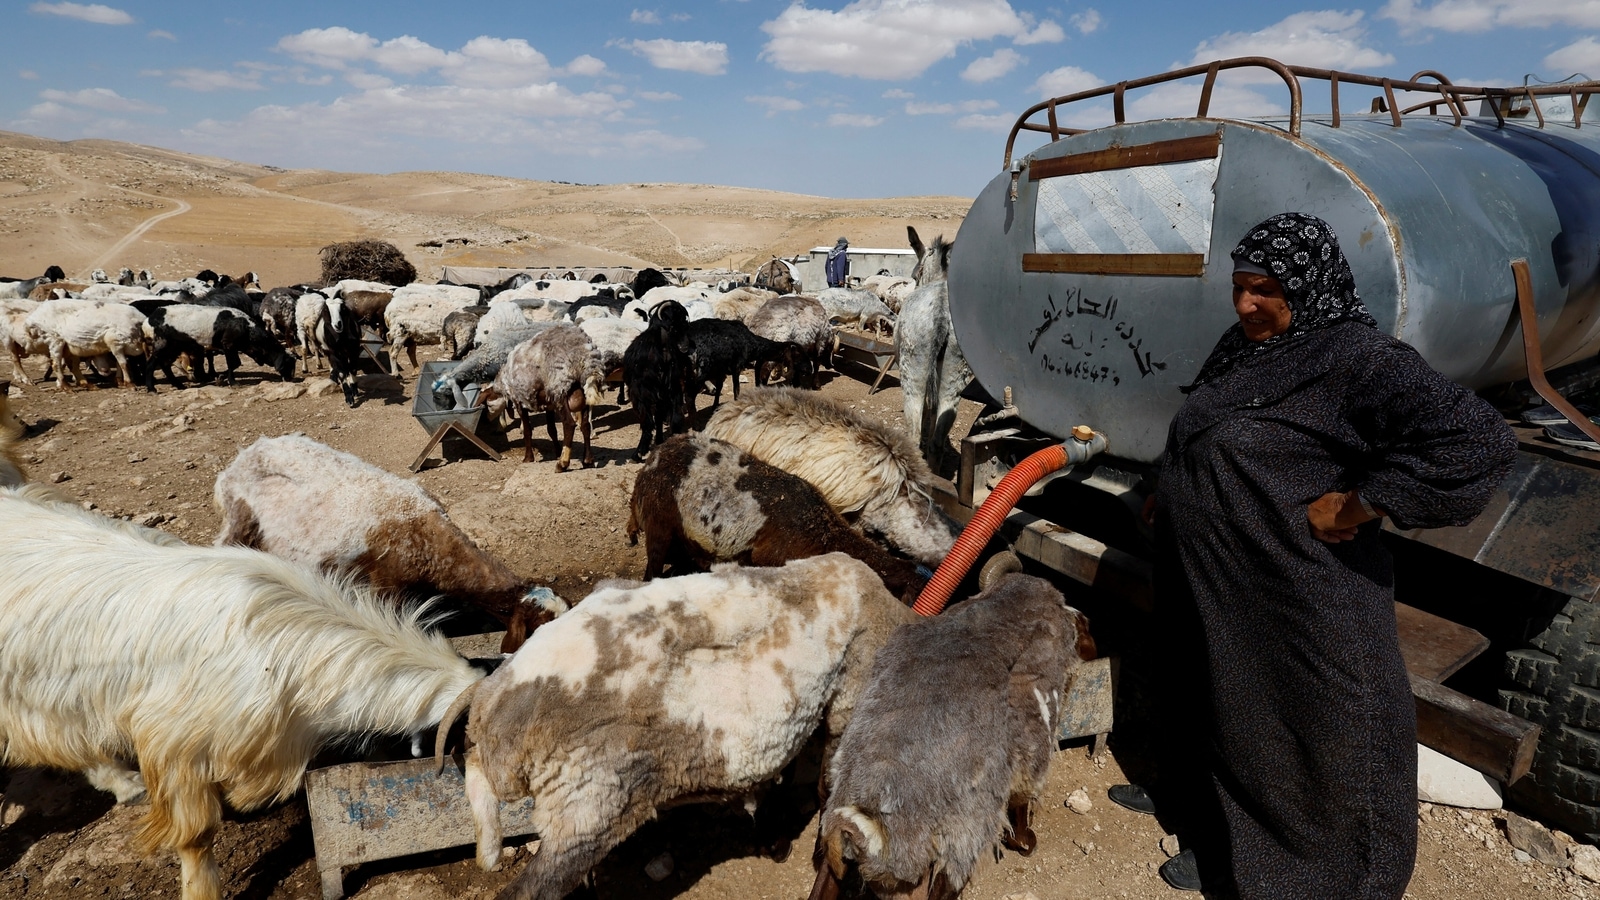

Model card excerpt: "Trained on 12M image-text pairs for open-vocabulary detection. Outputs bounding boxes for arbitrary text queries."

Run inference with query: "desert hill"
[0,130,972,286]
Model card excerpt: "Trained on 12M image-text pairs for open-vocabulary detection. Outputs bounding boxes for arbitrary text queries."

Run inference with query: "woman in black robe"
[1152,212,1516,897]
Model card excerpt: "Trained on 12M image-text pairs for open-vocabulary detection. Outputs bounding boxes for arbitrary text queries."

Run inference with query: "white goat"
[0,483,482,900]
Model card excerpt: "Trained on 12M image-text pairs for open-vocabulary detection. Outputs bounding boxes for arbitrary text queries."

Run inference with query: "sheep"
[328,278,395,297]
[479,324,605,471]
[709,285,778,322]
[473,301,545,348]
[634,285,716,321]
[861,274,916,314]
[810,574,1096,900]
[1,298,45,384]
[443,305,489,360]
[24,299,154,390]
[746,295,834,388]
[496,279,599,305]
[484,272,533,299]
[627,434,929,603]
[815,287,895,337]
[435,552,918,900]
[0,482,484,900]
[215,434,566,652]
[197,282,262,323]
[577,313,645,404]
[432,318,557,410]
[0,265,66,301]
[629,267,672,297]
[567,286,633,322]
[342,288,394,341]
[684,316,796,407]
[90,268,111,283]
[296,291,335,373]
[623,299,694,461]
[702,387,958,567]
[384,284,482,374]
[0,384,23,488]
[258,285,313,346]
[897,229,971,470]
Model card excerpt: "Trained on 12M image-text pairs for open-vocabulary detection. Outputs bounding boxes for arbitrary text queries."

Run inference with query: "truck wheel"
[1500,595,1600,842]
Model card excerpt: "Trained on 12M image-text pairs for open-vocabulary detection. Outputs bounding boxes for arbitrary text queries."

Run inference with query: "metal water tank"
[950,110,1600,463]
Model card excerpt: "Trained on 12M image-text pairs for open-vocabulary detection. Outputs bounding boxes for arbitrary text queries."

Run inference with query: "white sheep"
[0,482,483,900]
[630,285,716,321]
[436,552,917,900]
[384,284,482,374]
[814,286,895,336]
[214,434,567,652]
[295,291,334,373]
[1,298,44,384]
[709,285,777,322]
[702,387,958,566]
[23,299,153,389]
[861,274,916,314]
[744,295,833,388]
[577,313,646,386]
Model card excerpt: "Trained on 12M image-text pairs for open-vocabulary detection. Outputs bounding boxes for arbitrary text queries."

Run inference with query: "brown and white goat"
[478,324,605,471]
[214,434,566,652]
[810,573,1097,900]
[0,483,483,900]
[627,434,928,604]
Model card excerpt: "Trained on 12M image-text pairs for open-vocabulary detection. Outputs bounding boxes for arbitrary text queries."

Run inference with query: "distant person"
[825,236,849,288]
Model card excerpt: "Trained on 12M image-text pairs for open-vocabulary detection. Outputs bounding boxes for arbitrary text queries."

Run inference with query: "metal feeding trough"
[409,360,502,472]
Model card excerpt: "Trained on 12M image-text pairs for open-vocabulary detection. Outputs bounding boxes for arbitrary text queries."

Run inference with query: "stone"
[644,852,674,882]
[1002,893,1041,900]
[309,378,341,397]
[47,471,68,483]
[1514,849,1533,864]
[1505,811,1569,868]
[259,382,308,402]
[1064,788,1093,814]
[1571,845,1600,883]
[1416,743,1502,809]
[1160,834,1182,858]
[133,512,168,528]
[127,452,145,464]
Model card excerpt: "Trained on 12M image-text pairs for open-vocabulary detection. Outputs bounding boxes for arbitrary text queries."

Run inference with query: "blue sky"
[6,0,1597,197]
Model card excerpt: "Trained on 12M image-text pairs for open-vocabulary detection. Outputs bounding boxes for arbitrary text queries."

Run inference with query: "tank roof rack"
[1004,56,1600,168]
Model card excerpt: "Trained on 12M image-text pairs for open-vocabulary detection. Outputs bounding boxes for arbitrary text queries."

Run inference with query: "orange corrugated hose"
[912,427,1106,617]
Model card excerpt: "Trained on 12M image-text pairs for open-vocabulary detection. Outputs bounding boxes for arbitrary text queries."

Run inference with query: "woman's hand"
[1307,490,1382,543]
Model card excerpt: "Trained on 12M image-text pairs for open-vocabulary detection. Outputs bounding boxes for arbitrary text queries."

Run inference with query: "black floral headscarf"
[1183,212,1377,392]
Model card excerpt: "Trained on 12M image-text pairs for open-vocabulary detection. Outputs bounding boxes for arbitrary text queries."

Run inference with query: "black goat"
[623,300,692,462]
[628,267,672,298]
[567,287,630,321]
[684,318,797,408]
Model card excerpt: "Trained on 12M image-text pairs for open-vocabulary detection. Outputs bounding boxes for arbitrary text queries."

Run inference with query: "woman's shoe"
[1159,849,1203,892]
[1107,783,1157,815]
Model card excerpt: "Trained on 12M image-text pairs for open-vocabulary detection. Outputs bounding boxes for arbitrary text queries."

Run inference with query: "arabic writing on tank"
[1027,288,1167,384]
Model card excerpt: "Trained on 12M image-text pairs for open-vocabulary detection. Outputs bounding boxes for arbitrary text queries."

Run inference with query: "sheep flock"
[0,241,1111,900]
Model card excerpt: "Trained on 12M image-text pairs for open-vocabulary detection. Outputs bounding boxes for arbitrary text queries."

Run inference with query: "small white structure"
[795,247,917,293]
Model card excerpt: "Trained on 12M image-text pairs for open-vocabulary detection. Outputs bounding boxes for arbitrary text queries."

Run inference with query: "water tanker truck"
[941,57,1600,839]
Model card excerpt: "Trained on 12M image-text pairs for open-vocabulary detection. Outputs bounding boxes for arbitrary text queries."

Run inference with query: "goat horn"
[434,680,481,775]
[978,550,1023,592]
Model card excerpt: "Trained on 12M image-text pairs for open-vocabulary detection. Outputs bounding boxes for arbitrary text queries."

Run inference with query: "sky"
[5,0,1598,198]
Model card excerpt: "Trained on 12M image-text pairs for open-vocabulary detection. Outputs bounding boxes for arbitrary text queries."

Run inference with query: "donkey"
[754,256,799,295]
[896,226,971,473]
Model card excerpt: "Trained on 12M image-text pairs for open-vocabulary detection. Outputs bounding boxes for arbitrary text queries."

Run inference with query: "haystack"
[319,240,417,286]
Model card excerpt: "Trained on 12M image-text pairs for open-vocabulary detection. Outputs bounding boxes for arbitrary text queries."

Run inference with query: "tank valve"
[1009,159,1025,201]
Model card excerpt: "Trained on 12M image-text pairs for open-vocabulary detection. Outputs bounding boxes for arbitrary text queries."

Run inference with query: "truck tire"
[1501,595,1600,843]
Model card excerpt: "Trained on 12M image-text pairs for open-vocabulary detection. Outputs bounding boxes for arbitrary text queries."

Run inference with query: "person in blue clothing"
[825,236,849,287]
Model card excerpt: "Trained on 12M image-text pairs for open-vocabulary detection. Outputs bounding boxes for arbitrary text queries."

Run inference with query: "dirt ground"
[0,129,1595,899]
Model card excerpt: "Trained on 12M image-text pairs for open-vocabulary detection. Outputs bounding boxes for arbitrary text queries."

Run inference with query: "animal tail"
[821,806,889,879]
[624,502,641,546]
[582,368,605,408]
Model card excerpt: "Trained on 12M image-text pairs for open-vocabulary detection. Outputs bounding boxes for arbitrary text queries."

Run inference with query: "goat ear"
[907,226,924,258]
[1071,609,1097,661]
[939,239,953,271]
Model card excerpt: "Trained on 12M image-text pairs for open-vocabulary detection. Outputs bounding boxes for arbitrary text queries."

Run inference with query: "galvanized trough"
[409,360,502,472]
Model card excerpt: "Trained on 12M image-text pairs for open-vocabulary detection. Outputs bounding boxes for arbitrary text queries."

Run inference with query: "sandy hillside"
[0,131,971,286]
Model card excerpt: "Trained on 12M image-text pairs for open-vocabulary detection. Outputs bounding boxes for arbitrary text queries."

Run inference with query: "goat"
[746,296,833,388]
[432,318,556,410]
[0,265,68,301]
[434,552,917,900]
[709,286,777,322]
[0,482,484,900]
[627,434,928,603]
[479,324,605,471]
[685,317,796,407]
[257,286,307,347]
[860,275,916,314]
[342,288,394,342]
[623,299,693,461]
[896,228,970,471]
[810,574,1096,900]
[1,298,45,384]
[577,314,645,405]
[629,267,672,298]
[815,287,895,337]
[215,434,566,652]
[702,387,958,566]
[145,304,294,387]
[442,305,489,360]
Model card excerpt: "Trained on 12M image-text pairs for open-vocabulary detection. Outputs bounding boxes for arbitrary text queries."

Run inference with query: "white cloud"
[828,112,884,126]
[1380,0,1600,33]
[441,37,554,87]
[29,2,132,25]
[148,29,175,41]
[956,112,1012,130]
[1127,81,1287,120]
[671,12,692,21]
[1189,11,1394,74]
[905,99,998,114]
[631,9,661,24]
[565,55,607,77]
[1033,65,1102,98]
[761,0,1045,80]
[277,27,450,74]
[1547,36,1600,74]
[345,71,394,90]
[1013,19,1065,44]
[637,90,681,100]
[882,88,914,99]
[147,67,266,91]
[620,38,728,75]
[962,48,1023,82]
[40,87,162,113]
[747,94,805,115]
[19,70,39,80]
[1070,9,1101,34]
